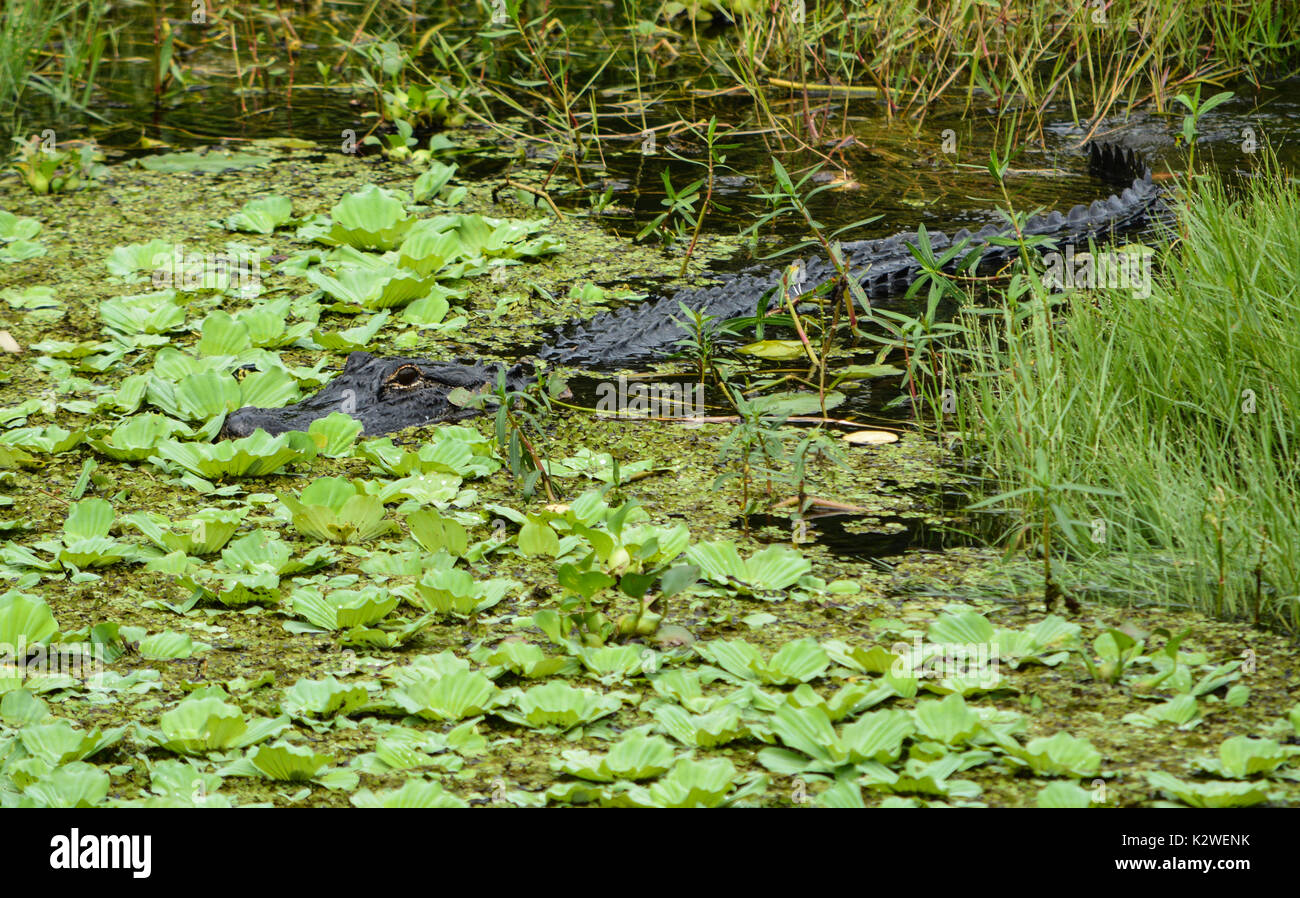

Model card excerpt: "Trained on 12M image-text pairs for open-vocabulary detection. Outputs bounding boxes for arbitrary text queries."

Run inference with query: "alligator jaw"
[221,350,532,439]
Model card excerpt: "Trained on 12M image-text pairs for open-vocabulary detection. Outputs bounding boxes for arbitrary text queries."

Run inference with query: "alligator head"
[221,351,533,438]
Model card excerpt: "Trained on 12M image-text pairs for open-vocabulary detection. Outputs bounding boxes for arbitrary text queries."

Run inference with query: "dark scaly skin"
[222,352,532,437]
[539,143,1165,366]
[223,143,1164,438]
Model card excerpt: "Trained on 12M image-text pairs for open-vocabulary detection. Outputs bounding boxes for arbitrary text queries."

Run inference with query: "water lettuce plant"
[553,731,678,782]
[153,431,318,480]
[318,185,415,251]
[686,541,812,595]
[26,498,139,569]
[1144,771,1271,808]
[137,696,290,756]
[350,777,468,809]
[281,676,371,724]
[219,741,358,791]
[123,508,242,556]
[86,413,191,461]
[695,638,829,686]
[387,668,507,722]
[225,196,294,234]
[290,584,399,631]
[499,680,626,731]
[279,477,396,544]
[760,705,915,775]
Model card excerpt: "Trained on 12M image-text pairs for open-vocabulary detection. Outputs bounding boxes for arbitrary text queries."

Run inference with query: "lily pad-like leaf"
[911,693,982,745]
[412,567,518,617]
[281,676,370,722]
[1145,771,1271,808]
[406,508,468,557]
[106,239,178,280]
[610,758,739,808]
[502,680,624,731]
[87,413,191,461]
[1000,731,1102,777]
[19,720,126,765]
[1198,736,1297,779]
[123,507,242,556]
[21,762,110,808]
[307,264,437,311]
[554,732,678,782]
[220,530,336,576]
[350,778,468,808]
[321,185,415,251]
[99,289,187,335]
[290,585,397,631]
[694,637,829,685]
[225,196,294,234]
[574,644,653,682]
[307,412,363,458]
[481,641,577,679]
[0,593,60,645]
[242,741,333,781]
[652,704,748,749]
[1037,781,1099,808]
[145,696,290,755]
[136,150,271,173]
[280,477,396,544]
[155,430,318,480]
[138,631,203,660]
[357,427,500,478]
[311,310,391,352]
[388,668,506,722]
[685,541,812,595]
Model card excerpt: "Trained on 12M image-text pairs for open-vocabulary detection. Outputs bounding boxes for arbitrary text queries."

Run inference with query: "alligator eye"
[387,365,422,389]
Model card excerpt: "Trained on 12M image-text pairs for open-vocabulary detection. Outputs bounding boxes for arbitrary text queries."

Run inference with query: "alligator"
[221,141,1163,439]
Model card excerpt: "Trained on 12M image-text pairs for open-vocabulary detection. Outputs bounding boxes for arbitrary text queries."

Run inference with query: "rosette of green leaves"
[685,541,811,596]
[759,705,915,776]
[307,261,439,311]
[146,367,301,423]
[694,638,829,686]
[218,741,358,791]
[281,676,371,723]
[0,593,60,647]
[87,414,191,461]
[357,427,500,478]
[279,477,396,543]
[386,666,507,722]
[318,185,414,251]
[290,584,398,631]
[350,778,468,808]
[99,289,187,336]
[411,566,519,617]
[38,498,138,569]
[498,680,626,731]
[553,731,679,783]
[1144,771,1272,808]
[138,696,290,755]
[153,431,318,480]
[224,196,294,234]
[123,507,242,556]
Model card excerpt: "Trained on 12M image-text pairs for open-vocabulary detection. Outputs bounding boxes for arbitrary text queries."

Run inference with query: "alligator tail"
[539,142,1163,368]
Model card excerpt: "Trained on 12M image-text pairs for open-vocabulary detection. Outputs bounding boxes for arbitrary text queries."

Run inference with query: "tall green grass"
[956,162,1300,630]
[0,0,108,128]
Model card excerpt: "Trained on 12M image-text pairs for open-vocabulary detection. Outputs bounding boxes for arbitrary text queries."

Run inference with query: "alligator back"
[539,142,1163,367]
